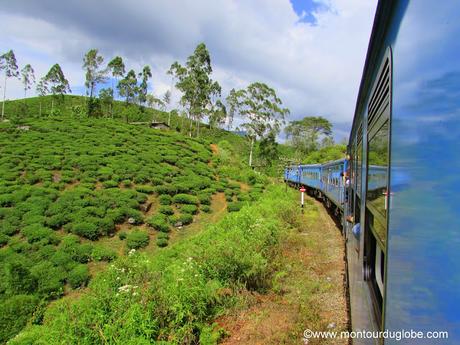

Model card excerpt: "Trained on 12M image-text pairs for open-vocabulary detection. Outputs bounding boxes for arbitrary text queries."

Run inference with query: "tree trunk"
[249,138,254,167]
[168,112,171,127]
[189,115,193,137]
[51,99,54,115]
[1,74,6,120]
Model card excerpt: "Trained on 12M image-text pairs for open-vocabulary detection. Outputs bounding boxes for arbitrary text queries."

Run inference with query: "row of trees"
[1,47,336,167]
[0,49,71,118]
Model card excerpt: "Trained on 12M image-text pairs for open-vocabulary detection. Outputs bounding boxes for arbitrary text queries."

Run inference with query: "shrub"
[0,295,39,344]
[122,208,143,225]
[227,202,243,212]
[0,233,9,246]
[97,217,115,236]
[135,185,155,194]
[172,193,199,205]
[159,205,174,215]
[126,230,149,250]
[118,231,127,240]
[159,194,172,205]
[179,204,198,215]
[50,250,76,271]
[21,225,59,245]
[72,222,100,240]
[157,232,169,240]
[146,214,170,232]
[68,264,90,289]
[237,193,251,202]
[201,205,211,213]
[68,243,93,263]
[102,180,118,189]
[122,180,132,187]
[156,238,168,248]
[45,213,68,229]
[154,185,174,195]
[169,213,193,226]
[198,194,211,205]
[92,245,117,262]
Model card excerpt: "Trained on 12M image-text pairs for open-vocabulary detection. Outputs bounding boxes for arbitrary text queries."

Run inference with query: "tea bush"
[156,238,169,248]
[158,205,174,215]
[169,213,194,226]
[146,214,170,232]
[227,202,244,213]
[126,230,149,250]
[68,265,90,289]
[172,193,199,205]
[179,204,198,215]
[10,186,294,344]
[158,194,172,205]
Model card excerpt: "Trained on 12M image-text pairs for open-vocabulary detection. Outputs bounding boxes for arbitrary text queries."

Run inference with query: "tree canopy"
[229,82,289,166]
[285,116,333,155]
[168,42,221,136]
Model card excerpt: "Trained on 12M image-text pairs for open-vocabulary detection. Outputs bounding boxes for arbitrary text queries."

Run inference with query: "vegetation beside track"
[10,185,303,344]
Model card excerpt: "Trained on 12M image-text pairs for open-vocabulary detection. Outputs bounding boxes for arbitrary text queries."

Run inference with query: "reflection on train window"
[367,120,388,217]
[366,120,389,246]
[356,142,362,196]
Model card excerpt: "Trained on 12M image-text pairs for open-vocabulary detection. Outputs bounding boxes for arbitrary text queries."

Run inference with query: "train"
[285,1,460,344]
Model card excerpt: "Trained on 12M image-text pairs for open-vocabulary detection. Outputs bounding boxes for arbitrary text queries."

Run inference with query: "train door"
[363,51,391,329]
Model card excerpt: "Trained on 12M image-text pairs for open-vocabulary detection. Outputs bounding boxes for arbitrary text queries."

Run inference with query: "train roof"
[321,158,346,167]
[348,0,394,146]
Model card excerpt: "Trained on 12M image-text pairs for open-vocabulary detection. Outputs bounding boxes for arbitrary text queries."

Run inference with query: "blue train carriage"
[345,1,460,343]
[299,164,322,190]
[319,159,347,212]
[284,164,301,185]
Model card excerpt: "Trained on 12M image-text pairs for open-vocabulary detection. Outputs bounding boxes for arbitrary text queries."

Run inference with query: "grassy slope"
[9,186,300,344]
[2,95,295,175]
[0,108,267,343]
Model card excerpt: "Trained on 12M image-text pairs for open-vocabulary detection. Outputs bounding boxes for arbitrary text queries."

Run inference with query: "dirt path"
[173,192,227,242]
[217,195,348,345]
[210,143,219,155]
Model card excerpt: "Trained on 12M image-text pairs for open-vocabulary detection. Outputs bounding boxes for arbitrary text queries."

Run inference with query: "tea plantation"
[0,115,266,343]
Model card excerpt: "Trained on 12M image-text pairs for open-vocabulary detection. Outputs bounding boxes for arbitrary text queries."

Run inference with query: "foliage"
[43,64,71,104]
[228,82,289,166]
[21,64,35,99]
[285,116,333,155]
[227,202,244,212]
[126,230,149,250]
[0,294,39,344]
[10,186,296,344]
[168,43,221,137]
[179,204,198,215]
[158,194,172,205]
[156,238,168,248]
[302,144,347,164]
[92,245,117,262]
[172,193,199,205]
[169,213,193,226]
[146,214,170,232]
[68,264,90,289]
[83,49,107,116]
[1,49,19,119]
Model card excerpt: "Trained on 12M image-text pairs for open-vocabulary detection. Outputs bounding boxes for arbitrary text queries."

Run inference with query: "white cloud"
[0,0,376,138]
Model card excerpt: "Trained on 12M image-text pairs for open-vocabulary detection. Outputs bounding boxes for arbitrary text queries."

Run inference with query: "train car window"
[356,139,363,196]
[366,120,389,245]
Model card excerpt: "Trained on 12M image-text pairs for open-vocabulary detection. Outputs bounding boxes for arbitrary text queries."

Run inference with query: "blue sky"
[0,0,376,142]
[290,0,327,24]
